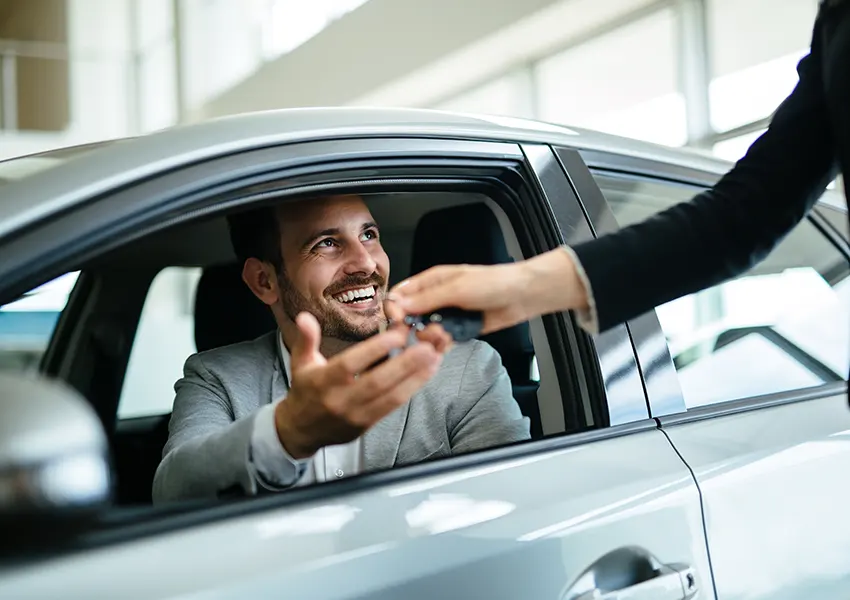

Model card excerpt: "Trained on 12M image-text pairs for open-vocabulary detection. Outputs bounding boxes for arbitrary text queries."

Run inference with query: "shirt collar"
[277,332,292,385]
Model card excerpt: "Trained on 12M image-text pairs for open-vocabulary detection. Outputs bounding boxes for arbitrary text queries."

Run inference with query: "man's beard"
[276,270,386,342]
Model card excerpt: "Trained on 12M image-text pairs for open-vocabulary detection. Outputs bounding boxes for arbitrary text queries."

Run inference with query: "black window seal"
[658,381,847,427]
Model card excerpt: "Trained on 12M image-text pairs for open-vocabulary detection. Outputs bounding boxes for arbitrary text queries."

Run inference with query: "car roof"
[1,106,734,239]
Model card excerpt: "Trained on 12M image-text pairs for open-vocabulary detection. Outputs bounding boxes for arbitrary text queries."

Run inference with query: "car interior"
[29,190,566,507]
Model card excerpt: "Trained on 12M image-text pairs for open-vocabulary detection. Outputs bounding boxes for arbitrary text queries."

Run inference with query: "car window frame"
[567,146,850,420]
[525,145,650,426]
[1,135,657,560]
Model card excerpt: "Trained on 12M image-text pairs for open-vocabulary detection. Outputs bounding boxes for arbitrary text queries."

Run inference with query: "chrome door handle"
[563,546,698,600]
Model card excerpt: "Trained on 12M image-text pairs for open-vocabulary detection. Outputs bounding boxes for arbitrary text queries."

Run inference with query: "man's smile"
[331,284,380,311]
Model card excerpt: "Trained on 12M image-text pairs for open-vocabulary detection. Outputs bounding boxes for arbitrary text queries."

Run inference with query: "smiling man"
[152,194,530,503]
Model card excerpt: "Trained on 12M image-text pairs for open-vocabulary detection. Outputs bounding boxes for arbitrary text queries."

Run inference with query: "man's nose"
[344,241,378,274]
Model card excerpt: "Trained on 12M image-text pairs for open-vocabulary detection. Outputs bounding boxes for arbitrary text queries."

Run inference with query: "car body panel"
[0,426,712,600]
[660,391,850,600]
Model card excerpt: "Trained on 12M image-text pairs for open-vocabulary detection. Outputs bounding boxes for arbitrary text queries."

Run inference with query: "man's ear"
[242,258,280,306]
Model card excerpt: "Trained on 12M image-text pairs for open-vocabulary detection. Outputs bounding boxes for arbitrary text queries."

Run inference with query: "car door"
[569,147,850,600]
[0,135,710,600]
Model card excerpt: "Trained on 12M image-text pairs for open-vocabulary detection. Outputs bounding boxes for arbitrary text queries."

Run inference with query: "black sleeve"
[572,14,839,333]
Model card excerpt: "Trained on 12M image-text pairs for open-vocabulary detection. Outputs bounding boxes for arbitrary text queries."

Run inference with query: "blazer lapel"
[362,402,410,471]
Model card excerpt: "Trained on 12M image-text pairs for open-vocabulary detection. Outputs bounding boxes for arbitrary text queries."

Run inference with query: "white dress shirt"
[561,245,599,334]
[248,334,364,490]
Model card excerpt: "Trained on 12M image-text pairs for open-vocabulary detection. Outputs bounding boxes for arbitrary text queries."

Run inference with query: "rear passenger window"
[119,267,202,419]
[595,173,850,408]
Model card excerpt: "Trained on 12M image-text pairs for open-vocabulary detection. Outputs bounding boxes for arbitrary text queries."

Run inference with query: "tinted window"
[595,173,849,408]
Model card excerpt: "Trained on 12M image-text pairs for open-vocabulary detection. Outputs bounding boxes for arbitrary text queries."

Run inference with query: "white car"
[0,108,848,600]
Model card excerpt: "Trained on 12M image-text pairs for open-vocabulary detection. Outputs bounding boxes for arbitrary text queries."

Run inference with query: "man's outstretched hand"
[273,312,447,459]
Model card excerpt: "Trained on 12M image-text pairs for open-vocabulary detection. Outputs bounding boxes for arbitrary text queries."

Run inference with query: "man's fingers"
[322,328,409,384]
[383,295,406,326]
[348,343,441,403]
[416,323,453,353]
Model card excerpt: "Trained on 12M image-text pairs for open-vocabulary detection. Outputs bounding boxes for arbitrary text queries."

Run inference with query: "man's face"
[276,195,390,342]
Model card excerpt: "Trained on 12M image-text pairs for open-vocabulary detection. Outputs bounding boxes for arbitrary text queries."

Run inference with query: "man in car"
[152,194,530,503]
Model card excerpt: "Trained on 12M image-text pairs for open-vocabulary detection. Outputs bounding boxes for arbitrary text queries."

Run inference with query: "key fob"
[405,307,483,343]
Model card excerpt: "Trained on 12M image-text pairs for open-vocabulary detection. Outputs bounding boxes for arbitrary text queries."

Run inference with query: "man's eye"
[315,239,336,249]
[361,230,378,241]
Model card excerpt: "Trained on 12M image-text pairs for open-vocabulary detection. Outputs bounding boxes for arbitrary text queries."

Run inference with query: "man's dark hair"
[226,206,283,272]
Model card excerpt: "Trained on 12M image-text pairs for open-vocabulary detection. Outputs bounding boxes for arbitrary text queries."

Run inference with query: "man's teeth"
[334,286,376,304]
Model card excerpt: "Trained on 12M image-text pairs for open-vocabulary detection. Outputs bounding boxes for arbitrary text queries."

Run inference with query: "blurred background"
[0,0,840,411]
[0,0,824,162]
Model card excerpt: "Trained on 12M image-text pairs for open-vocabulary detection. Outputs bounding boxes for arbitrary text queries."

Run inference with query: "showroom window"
[435,71,535,120]
[535,7,686,147]
[706,0,818,134]
[260,0,371,59]
[595,173,849,409]
[712,129,767,162]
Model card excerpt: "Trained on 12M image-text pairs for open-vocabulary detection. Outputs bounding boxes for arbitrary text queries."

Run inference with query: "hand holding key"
[273,312,446,459]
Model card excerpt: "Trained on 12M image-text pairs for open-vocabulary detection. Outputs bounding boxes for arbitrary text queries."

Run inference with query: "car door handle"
[563,546,698,600]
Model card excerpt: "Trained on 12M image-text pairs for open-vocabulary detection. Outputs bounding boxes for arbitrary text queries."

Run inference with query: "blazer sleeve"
[449,341,531,454]
[571,19,839,333]
[152,353,262,504]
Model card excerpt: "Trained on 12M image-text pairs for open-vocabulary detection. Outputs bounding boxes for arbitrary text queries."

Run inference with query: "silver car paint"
[0,427,713,600]
[661,391,850,600]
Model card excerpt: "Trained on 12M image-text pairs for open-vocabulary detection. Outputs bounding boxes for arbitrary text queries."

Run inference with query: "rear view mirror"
[0,372,111,548]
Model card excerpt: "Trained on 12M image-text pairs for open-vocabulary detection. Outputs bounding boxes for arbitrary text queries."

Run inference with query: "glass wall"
[431,0,822,161]
[535,8,686,147]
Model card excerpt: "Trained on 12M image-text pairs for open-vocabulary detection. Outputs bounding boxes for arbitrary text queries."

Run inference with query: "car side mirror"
[0,372,111,548]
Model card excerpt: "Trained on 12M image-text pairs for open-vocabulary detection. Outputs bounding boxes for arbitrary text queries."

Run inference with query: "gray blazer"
[152,332,530,503]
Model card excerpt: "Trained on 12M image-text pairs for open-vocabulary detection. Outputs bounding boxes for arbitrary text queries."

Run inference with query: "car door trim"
[657,381,848,426]
[577,149,723,189]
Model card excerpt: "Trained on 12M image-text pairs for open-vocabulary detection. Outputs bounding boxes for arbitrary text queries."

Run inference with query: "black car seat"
[193,263,277,352]
[409,203,542,438]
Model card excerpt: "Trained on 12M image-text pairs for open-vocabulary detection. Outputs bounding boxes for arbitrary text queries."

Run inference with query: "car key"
[380,307,484,365]
[404,307,484,343]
